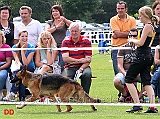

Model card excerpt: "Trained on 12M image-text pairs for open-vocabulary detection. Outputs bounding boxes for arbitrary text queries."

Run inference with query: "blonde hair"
[139,6,159,27]
[19,6,32,14]
[37,31,57,48]
[0,30,6,44]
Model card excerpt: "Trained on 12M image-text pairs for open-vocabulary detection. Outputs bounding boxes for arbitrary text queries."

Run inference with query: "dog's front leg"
[16,104,27,109]
[16,96,38,109]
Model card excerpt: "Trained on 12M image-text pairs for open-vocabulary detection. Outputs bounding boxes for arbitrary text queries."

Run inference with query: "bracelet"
[47,49,52,53]
[55,25,57,29]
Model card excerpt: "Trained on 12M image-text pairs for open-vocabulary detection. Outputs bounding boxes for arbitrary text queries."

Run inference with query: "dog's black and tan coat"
[12,66,101,112]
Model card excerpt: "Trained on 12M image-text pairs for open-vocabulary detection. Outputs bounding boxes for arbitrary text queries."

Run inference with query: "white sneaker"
[3,92,15,101]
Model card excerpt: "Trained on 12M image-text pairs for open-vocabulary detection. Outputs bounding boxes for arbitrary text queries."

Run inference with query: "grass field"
[0,45,160,119]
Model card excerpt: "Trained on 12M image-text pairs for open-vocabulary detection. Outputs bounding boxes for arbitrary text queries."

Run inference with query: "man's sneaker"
[126,106,143,113]
[3,92,15,101]
[144,107,158,113]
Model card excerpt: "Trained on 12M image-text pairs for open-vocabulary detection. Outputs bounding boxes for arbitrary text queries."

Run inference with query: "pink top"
[0,44,13,62]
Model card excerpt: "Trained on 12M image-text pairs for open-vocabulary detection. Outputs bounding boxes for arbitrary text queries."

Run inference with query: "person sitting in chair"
[61,22,92,94]
[113,28,143,102]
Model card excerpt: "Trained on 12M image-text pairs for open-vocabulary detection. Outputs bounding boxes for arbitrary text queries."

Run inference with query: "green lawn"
[0,45,160,119]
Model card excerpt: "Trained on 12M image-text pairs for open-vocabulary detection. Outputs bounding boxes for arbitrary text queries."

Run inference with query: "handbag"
[10,60,20,72]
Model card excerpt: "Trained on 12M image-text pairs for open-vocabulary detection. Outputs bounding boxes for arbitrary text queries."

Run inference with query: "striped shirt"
[61,35,92,68]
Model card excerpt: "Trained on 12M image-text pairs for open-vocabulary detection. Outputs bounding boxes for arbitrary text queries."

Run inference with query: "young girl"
[125,6,159,113]
[3,30,35,101]
[35,31,58,74]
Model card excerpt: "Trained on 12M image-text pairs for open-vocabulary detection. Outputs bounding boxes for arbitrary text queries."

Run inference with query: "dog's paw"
[58,108,62,112]
[91,105,97,111]
[16,104,26,109]
[64,107,73,112]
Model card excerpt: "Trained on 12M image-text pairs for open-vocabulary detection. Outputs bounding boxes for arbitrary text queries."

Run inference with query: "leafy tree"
[60,0,100,22]
[125,0,148,16]
[0,0,152,23]
[92,0,117,23]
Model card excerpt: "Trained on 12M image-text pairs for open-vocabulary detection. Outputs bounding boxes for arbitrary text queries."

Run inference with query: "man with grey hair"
[14,6,43,46]
[61,22,92,94]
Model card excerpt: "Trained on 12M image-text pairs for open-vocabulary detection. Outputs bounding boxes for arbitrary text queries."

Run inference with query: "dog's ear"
[20,65,27,76]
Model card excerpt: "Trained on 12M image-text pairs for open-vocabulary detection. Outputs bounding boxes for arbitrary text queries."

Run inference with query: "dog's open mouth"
[10,77,22,87]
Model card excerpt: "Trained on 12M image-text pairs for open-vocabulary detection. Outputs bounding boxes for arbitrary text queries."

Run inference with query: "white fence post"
[83,30,112,46]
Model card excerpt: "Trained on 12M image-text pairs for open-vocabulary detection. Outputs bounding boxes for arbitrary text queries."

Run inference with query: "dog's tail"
[73,85,101,103]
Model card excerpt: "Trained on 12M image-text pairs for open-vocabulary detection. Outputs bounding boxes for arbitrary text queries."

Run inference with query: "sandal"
[118,95,127,102]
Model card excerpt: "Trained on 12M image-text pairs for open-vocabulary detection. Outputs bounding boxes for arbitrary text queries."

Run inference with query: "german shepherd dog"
[11,66,101,112]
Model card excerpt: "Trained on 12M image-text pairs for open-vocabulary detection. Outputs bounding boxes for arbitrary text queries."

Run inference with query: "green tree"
[0,0,151,23]
[125,0,148,16]
[60,0,100,22]
[0,0,58,22]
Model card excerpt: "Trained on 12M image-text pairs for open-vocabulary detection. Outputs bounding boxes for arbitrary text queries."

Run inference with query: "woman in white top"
[35,31,58,74]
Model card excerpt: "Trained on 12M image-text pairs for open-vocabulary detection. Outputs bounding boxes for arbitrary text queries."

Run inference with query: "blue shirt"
[12,43,35,71]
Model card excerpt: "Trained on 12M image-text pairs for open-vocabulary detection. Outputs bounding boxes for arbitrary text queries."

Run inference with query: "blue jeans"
[151,49,160,98]
[0,69,8,90]
[62,67,92,94]
[58,50,65,73]
[151,66,160,98]
[0,62,8,90]
[111,49,119,75]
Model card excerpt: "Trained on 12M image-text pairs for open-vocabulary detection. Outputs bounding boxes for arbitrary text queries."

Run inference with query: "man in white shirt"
[14,6,43,46]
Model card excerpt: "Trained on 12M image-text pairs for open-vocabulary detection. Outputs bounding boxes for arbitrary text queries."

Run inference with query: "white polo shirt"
[14,18,43,46]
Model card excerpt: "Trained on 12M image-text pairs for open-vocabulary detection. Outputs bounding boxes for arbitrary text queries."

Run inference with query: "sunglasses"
[128,35,137,38]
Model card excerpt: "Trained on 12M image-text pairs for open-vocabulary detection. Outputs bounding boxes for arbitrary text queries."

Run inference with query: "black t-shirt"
[152,21,160,46]
[0,22,14,47]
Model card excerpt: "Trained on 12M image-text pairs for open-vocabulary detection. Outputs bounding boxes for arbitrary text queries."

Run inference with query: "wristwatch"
[79,67,84,71]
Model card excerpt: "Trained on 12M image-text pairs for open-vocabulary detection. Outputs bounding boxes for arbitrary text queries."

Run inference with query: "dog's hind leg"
[73,85,101,111]
[58,84,75,112]
[56,105,62,112]
[50,95,62,112]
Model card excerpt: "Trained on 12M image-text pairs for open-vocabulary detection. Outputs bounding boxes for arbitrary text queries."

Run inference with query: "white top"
[14,19,43,46]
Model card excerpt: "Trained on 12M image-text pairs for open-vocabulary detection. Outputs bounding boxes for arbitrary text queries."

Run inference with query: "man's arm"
[112,30,129,39]
[13,26,19,44]
[117,56,126,76]
[62,52,91,73]
[154,45,160,64]
[62,52,91,65]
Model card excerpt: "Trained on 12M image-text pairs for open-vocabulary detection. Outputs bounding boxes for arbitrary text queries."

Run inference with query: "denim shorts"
[115,72,141,85]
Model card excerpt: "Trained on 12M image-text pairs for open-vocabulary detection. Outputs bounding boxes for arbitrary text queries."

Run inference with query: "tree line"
[0,0,156,23]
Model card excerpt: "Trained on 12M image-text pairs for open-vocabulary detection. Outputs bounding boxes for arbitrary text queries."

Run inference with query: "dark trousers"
[62,67,92,94]
[125,54,153,86]
[111,49,119,75]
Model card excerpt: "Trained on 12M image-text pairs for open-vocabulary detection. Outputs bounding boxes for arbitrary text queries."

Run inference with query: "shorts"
[114,72,141,85]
